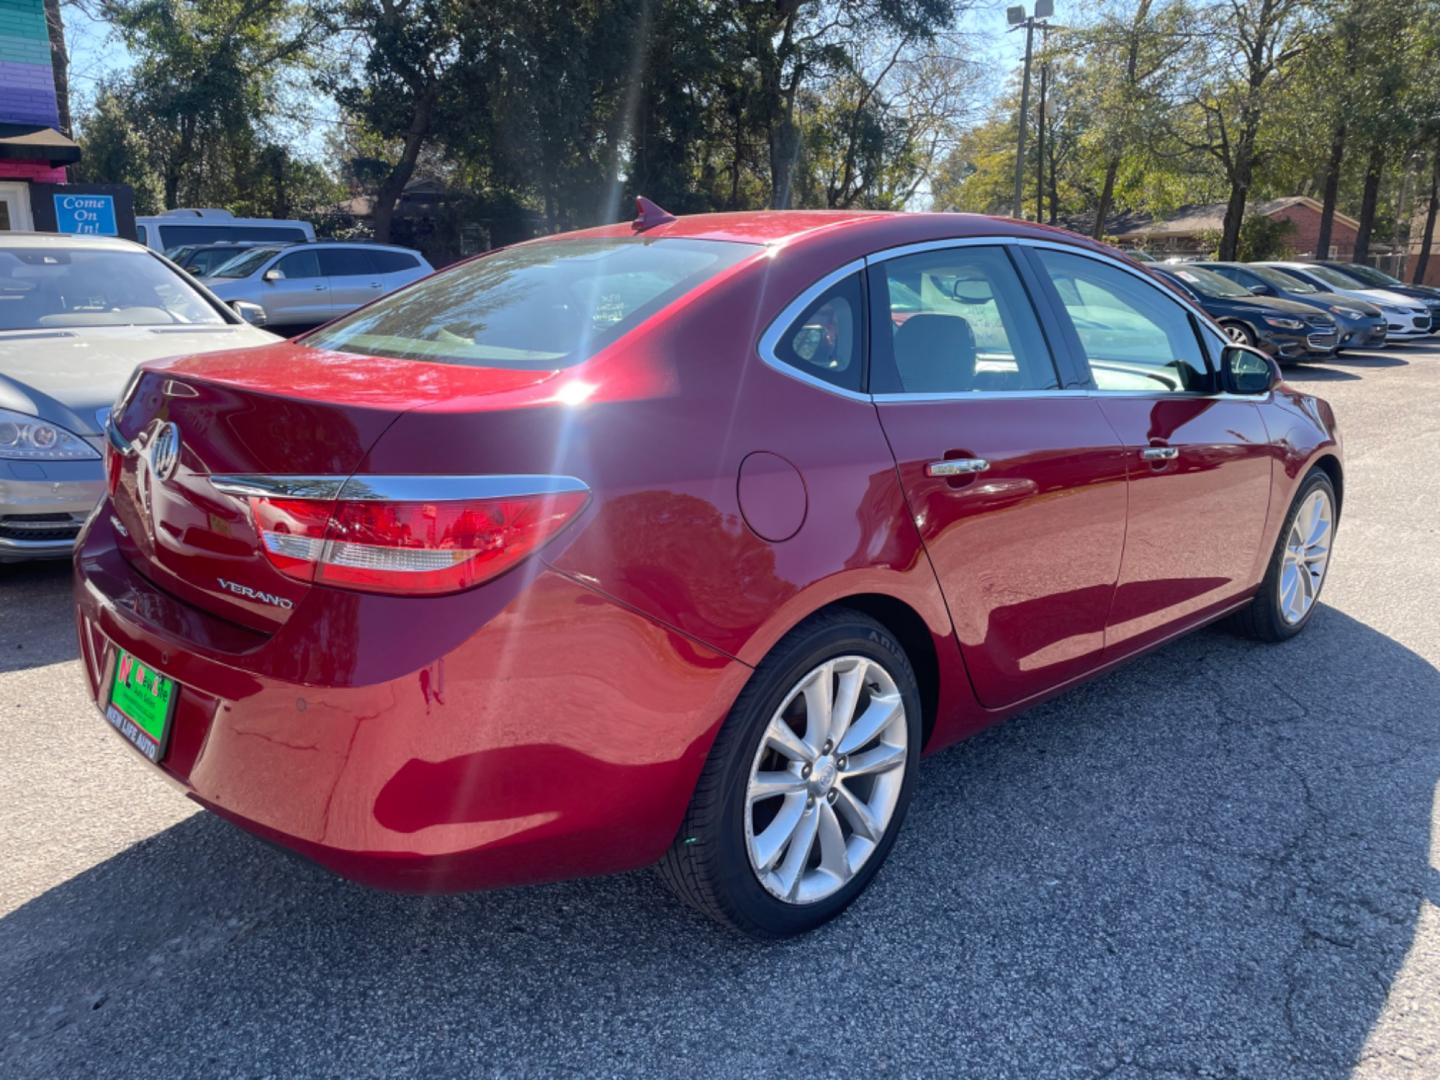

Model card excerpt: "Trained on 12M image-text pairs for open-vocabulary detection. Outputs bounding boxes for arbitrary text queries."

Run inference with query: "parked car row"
[1141,256,1437,364]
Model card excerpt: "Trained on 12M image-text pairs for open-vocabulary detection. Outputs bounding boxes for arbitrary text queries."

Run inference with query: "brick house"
[0,0,133,236]
[1101,197,1362,260]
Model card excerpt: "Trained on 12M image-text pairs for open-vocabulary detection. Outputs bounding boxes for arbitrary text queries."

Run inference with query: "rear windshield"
[0,247,226,330]
[303,237,758,369]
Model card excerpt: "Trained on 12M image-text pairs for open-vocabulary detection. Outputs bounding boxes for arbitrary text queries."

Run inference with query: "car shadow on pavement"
[1,607,1436,1078]
[1282,365,1363,383]
[1326,352,1410,369]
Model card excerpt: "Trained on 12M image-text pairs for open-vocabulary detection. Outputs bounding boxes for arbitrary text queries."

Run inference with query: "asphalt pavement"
[2,342,1438,1078]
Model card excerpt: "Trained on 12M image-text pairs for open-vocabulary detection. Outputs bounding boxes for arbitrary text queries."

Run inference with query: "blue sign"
[53,193,118,236]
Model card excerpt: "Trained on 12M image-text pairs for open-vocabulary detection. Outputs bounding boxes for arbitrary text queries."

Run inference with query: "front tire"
[1231,467,1336,641]
[657,608,922,938]
[1222,321,1257,347]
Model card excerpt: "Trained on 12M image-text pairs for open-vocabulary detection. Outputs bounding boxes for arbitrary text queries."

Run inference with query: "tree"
[1070,0,1191,238]
[726,0,960,209]
[1178,0,1313,260]
[322,0,472,242]
[71,84,164,211]
[99,0,326,208]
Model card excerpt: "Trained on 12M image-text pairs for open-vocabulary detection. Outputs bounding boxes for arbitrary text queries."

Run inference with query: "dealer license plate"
[104,649,177,763]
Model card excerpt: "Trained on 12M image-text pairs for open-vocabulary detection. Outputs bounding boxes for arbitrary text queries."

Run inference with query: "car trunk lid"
[107,344,560,631]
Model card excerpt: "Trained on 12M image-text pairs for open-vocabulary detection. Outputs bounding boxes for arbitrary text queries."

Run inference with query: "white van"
[135,208,315,254]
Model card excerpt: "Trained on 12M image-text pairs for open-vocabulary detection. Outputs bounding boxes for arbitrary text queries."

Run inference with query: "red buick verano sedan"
[75,206,1341,937]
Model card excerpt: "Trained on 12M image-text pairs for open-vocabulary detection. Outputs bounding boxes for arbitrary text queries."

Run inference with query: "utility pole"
[1035,23,1050,223]
[1008,2,1054,221]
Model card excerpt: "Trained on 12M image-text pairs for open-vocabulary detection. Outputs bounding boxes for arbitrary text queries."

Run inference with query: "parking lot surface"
[2,343,1438,1078]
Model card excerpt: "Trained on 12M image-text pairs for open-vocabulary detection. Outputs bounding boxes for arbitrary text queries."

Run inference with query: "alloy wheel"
[1278,487,1333,624]
[1225,323,1251,343]
[744,656,908,905]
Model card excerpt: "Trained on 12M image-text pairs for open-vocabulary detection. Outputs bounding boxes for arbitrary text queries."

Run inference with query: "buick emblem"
[149,422,181,482]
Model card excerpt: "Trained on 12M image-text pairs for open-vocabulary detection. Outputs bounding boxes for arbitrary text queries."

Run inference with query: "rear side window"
[304,237,756,369]
[371,250,421,273]
[772,273,864,393]
[318,248,376,276]
[1035,249,1210,393]
[872,246,1058,394]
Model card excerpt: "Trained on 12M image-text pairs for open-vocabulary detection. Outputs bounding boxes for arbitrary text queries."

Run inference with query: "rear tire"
[1231,467,1337,642]
[656,608,921,938]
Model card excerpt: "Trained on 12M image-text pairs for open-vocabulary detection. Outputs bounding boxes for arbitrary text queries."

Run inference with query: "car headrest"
[892,313,976,393]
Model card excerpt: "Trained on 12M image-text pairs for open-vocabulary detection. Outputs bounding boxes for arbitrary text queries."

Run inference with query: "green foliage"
[66,0,1440,267]
[1237,214,1297,260]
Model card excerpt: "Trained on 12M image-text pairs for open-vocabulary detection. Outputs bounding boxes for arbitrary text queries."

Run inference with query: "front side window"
[0,246,226,330]
[274,250,322,280]
[304,237,757,370]
[873,246,1058,394]
[1036,249,1210,393]
[772,272,863,392]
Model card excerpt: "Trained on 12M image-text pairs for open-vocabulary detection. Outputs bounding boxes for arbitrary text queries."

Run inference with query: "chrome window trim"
[873,388,1269,405]
[755,257,872,403]
[210,474,590,502]
[863,235,1223,350]
[758,236,1244,405]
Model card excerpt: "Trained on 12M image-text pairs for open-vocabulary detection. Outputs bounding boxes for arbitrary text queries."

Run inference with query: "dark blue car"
[1149,264,1338,363]
[1197,262,1386,353]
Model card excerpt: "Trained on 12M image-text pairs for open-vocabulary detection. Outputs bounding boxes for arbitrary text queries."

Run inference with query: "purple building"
[0,1,133,236]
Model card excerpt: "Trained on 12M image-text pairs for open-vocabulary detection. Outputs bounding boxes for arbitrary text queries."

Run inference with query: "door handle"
[368,281,383,288]
[313,284,326,291]
[1140,446,1179,461]
[926,458,990,478]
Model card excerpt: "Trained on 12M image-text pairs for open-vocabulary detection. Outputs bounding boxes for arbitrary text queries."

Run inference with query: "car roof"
[0,232,148,252]
[547,210,1142,267]
[565,209,894,246]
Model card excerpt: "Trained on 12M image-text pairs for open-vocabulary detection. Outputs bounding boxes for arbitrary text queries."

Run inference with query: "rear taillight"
[242,480,589,596]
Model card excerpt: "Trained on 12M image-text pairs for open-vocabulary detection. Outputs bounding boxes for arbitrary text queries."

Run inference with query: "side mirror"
[1249,284,1272,296]
[262,268,284,283]
[1221,343,1279,395]
[230,300,268,327]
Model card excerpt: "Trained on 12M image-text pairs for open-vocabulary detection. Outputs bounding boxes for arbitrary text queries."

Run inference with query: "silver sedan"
[0,234,274,561]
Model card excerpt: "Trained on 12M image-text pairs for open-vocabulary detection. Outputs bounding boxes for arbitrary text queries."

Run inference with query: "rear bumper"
[73,511,750,891]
